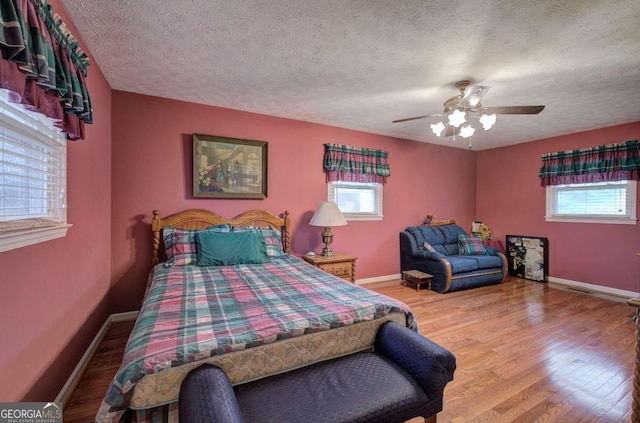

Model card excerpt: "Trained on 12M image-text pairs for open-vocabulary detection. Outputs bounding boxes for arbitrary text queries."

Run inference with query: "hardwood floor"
[380,279,636,423]
[63,319,135,423]
[64,278,636,422]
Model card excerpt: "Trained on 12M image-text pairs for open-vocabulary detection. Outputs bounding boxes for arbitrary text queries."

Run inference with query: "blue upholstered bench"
[179,321,456,423]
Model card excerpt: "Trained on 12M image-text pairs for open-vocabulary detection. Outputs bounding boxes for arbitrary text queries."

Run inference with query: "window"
[0,89,70,253]
[328,181,383,221]
[545,180,637,224]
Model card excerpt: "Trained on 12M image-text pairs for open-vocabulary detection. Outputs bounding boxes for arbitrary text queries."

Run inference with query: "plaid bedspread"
[97,255,415,422]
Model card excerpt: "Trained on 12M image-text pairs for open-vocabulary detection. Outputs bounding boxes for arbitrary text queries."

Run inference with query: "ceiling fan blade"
[443,125,455,137]
[484,105,545,115]
[392,114,435,123]
[461,85,491,108]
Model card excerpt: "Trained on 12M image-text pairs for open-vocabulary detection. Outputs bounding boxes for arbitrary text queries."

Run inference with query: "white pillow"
[423,242,436,252]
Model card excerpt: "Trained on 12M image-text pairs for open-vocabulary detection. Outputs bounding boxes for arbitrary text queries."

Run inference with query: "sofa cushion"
[406,224,468,256]
[446,256,479,273]
[469,255,503,270]
[436,225,467,255]
[406,226,444,250]
[438,225,467,245]
[441,243,458,256]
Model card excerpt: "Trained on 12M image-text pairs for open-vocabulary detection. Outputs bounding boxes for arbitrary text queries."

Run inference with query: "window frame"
[328,181,383,221]
[0,90,71,253]
[544,180,638,225]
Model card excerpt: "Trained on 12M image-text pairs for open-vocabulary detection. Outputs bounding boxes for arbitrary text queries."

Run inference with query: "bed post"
[151,210,161,266]
[282,210,291,253]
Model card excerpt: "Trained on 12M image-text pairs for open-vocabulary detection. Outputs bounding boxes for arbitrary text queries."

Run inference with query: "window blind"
[329,181,383,220]
[0,89,67,233]
[545,180,637,224]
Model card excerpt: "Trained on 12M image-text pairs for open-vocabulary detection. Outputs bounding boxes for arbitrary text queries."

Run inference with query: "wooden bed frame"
[151,208,291,266]
[100,208,411,423]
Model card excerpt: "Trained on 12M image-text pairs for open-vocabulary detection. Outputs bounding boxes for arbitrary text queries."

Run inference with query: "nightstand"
[302,253,357,283]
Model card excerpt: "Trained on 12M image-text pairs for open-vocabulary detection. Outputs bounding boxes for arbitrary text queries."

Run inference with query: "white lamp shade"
[310,202,347,227]
[430,121,446,137]
[459,124,476,138]
[479,113,497,130]
[447,109,467,127]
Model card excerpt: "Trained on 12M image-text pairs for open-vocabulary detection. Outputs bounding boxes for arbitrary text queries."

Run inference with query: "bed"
[97,208,415,422]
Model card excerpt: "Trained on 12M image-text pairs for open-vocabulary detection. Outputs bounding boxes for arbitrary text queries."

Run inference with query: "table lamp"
[309,201,347,257]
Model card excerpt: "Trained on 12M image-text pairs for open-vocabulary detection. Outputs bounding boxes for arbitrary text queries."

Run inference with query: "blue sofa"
[400,224,507,293]
[179,321,456,423]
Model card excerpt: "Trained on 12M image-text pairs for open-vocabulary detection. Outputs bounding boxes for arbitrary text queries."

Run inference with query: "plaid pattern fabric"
[170,230,199,266]
[96,255,415,422]
[162,227,175,260]
[323,143,390,184]
[126,402,179,423]
[538,139,640,186]
[0,0,92,139]
[163,225,231,266]
[231,226,285,257]
[458,234,488,256]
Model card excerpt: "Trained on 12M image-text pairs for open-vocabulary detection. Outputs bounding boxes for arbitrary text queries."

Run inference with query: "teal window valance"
[323,143,390,184]
[538,140,640,187]
[0,0,92,140]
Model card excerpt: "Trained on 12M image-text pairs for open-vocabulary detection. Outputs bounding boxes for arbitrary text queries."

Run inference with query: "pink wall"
[2,3,636,404]
[476,122,640,292]
[111,91,477,311]
[0,0,112,402]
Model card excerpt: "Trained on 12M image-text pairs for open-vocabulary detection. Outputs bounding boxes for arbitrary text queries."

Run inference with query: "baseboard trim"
[355,273,639,300]
[356,274,401,287]
[111,310,138,323]
[548,276,639,300]
[55,311,138,408]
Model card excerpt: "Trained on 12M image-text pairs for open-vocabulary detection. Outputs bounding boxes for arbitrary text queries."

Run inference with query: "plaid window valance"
[0,0,92,140]
[323,143,390,184]
[538,140,640,187]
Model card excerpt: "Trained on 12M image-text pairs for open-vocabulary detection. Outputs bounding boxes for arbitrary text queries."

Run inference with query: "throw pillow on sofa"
[458,234,488,256]
[423,242,436,252]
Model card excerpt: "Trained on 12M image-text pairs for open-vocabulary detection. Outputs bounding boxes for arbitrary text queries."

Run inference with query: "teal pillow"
[231,226,285,257]
[196,231,270,266]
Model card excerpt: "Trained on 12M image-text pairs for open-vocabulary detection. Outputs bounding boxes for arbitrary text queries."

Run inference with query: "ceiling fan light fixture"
[479,113,497,130]
[392,80,545,147]
[459,124,475,138]
[430,121,446,137]
[448,109,466,127]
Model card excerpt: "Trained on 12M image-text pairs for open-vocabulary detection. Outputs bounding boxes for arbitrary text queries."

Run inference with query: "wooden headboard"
[151,208,291,266]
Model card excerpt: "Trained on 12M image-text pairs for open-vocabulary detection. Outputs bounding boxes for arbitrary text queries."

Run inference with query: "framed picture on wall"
[193,134,268,199]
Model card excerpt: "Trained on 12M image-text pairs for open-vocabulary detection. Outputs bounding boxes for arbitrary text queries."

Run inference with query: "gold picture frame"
[193,134,268,199]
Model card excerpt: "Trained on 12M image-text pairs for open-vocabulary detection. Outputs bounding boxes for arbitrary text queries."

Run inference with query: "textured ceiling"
[59,0,640,150]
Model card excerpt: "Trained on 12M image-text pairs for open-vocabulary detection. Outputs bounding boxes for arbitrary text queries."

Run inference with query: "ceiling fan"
[392,80,545,145]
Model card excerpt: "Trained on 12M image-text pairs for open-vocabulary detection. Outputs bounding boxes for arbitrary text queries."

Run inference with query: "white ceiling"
[59,0,640,150]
